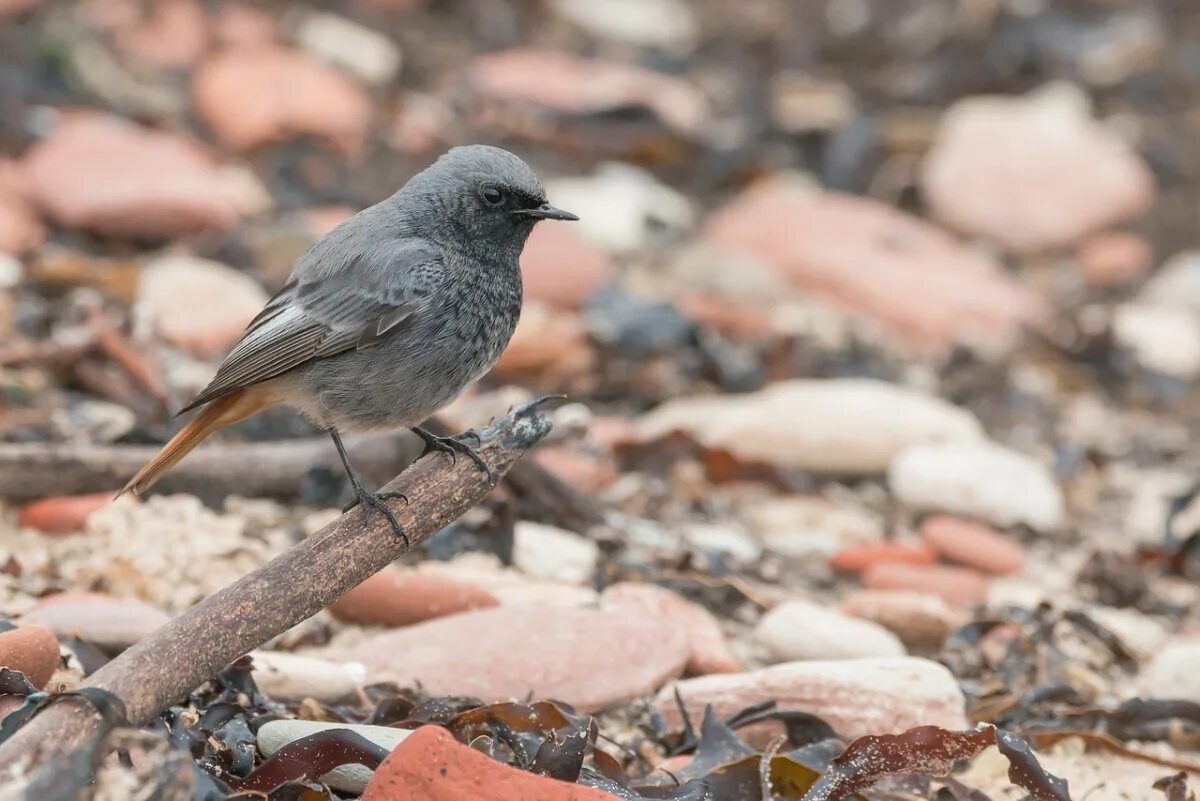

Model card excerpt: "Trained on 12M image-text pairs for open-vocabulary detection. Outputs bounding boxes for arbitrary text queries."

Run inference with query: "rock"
[17,492,112,535]
[1140,639,1200,701]
[467,49,708,138]
[861,563,989,607]
[830,541,936,573]
[1077,232,1152,287]
[703,176,1044,349]
[1139,251,1200,311]
[655,657,967,741]
[193,45,372,152]
[212,3,277,47]
[1087,606,1167,662]
[545,164,696,254]
[749,498,882,558]
[362,724,618,800]
[22,594,170,651]
[139,255,269,356]
[0,626,60,689]
[921,86,1155,252]
[1112,302,1200,378]
[889,442,1064,530]
[755,599,905,662]
[532,445,619,494]
[602,582,742,675]
[250,651,366,702]
[511,522,599,586]
[682,523,762,563]
[413,560,598,609]
[259,719,412,794]
[0,179,44,254]
[493,301,591,376]
[114,0,208,70]
[521,223,613,309]
[295,12,402,86]
[22,112,242,238]
[919,515,1027,575]
[640,379,982,475]
[344,606,689,712]
[549,0,697,51]
[840,590,966,649]
[328,568,498,627]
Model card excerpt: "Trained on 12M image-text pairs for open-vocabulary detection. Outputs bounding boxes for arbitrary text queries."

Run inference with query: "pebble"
[493,300,591,376]
[840,590,967,649]
[1140,639,1200,701]
[295,12,402,86]
[328,568,498,627]
[862,563,989,607]
[1077,232,1153,287]
[343,606,689,713]
[749,497,883,559]
[1139,251,1200,311]
[602,582,742,675]
[362,725,618,800]
[521,223,613,309]
[1112,302,1200,378]
[114,0,208,70]
[830,540,936,573]
[755,599,906,662]
[531,445,619,494]
[138,255,269,356]
[545,164,696,254]
[17,492,113,535]
[639,379,983,475]
[212,3,277,47]
[0,625,60,689]
[682,523,762,563]
[22,112,242,238]
[258,719,412,794]
[889,441,1065,530]
[22,594,170,651]
[0,187,44,255]
[1087,606,1167,662]
[703,176,1044,349]
[548,0,698,51]
[921,86,1155,252]
[655,657,967,741]
[919,515,1027,575]
[511,522,599,585]
[250,651,366,703]
[193,45,372,153]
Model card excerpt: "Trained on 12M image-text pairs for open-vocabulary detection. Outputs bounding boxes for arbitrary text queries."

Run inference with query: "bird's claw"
[344,485,409,546]
[413,427,496,486]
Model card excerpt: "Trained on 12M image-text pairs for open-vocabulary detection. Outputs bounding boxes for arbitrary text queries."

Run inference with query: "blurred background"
[2,0,1200,797]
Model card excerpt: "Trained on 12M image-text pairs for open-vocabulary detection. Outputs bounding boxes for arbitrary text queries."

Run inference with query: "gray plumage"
[182,145,572,432]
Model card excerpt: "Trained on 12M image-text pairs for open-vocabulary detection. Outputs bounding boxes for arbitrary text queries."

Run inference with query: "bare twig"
[0,401,554,781]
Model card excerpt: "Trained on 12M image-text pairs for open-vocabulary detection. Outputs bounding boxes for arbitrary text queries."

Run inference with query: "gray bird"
[120,145,578,539]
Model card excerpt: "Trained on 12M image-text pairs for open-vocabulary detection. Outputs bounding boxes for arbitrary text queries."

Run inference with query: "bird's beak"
[513,203,579,221]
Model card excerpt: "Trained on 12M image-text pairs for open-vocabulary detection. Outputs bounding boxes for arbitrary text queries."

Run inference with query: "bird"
[119,145,578,541]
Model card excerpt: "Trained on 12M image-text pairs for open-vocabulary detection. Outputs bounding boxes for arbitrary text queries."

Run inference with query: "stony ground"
[1,0,1200,799]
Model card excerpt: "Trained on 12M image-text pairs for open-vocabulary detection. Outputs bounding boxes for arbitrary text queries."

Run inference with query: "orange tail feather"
[118,388,271,498]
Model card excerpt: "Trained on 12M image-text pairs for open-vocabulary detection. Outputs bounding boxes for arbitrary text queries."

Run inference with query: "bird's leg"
[330,429,409,544]
[411,426,496,486]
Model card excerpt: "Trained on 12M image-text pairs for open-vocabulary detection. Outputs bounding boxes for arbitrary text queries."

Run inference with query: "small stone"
[1112,302,1200,378]
[682,523,762,563]
[889,442,1064,531]
[344,606,689,713]
[511,522,599,586]
[830,541,936,573]
[521,223,613,309]
[545,164,696,255]
[362,725,618,800]
[640,379,983,475]
[749,497,883,559]
[0,626,60,689]
[862,563,989,607]
[920,515,1027,576]
[17,492,113,535]
[22,594,170,651]
[1140,639,1200,701]
[1139,251,1200,311]
[493,301,591,376]
[755,599,905,662]
[250,651,366,702]
[602,582,742,675]
[193,45,372,153]
[840,590,966,649]
[1087,606,1167,662]
[295,12,402,86]
[115,0,208,70]
[532,445,619,494]
[212,2,277,47]
[921,86,1155,252]
[549,0,697,51]
[259,719,412,794]
[655,657,967,741]
[0,188,44,255]
[139,255,269,356]
[1077,231,1152,287]
[22,112,242,238]
[328,568,498,627]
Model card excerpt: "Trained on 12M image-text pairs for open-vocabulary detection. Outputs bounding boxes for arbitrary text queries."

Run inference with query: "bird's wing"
[179,240,444,413]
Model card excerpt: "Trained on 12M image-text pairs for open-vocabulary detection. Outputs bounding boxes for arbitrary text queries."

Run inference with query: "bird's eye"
[482,186,505,206]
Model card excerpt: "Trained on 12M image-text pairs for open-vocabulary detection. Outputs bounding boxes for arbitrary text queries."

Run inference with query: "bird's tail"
[118,388,270,498]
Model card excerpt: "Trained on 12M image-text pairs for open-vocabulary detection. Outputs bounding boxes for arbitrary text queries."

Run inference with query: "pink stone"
[920,515,1027,576]
[861,562,989,607]
[328,568,499,627]
[840,590,967,649]
[602,582,742,675]
[522,223,613,309]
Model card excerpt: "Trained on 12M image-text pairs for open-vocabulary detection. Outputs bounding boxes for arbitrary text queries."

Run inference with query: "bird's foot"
[343,484,409,545]
[412,426,496,486]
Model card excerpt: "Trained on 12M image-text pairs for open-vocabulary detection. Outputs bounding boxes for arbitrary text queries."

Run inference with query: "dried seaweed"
[1155,772,1197,801]
[228,729,389,793]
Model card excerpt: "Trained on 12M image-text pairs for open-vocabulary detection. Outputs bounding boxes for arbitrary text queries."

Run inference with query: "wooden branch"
[0,401,554,780]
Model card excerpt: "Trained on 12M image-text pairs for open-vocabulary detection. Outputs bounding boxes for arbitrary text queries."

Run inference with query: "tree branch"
[0,401,555,779]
